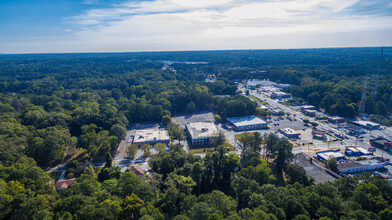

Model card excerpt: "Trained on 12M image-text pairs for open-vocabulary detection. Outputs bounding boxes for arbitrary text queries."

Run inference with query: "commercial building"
[279,128,301,139]
[271,110,285,116]
[186,122,218,146]
[301,105,315,112]
[345,147,373,156]
[370,137,392,149]
[227,115,268,131]
[304,109,317,117]
[271,92,291,100]
[260,105,269,111]
[353,121,381,130]
[270,131,287,140]
[328,116,345,124]
[133,129,170,146]
[315,115,328,120]
[312,129,326,138]
[345,124,366,135]
[338,159,385,175]
[316,150,345,162]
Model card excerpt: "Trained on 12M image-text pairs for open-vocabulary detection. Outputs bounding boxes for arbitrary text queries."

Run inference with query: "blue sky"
[0,0,392,53]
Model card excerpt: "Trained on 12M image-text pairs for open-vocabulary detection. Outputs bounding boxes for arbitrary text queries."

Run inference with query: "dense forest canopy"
[1,47,391,164]
[1,48,392,219]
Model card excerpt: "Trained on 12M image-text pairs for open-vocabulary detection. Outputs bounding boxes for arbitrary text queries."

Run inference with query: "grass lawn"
[235,133,248,141]
[66,148,88,163]
[223,141,236,151]
[188,140,235,154]
[189,148,214,154]
[249,95,261,102]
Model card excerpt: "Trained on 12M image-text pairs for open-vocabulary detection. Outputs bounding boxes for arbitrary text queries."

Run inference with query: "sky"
[0,0,392,53]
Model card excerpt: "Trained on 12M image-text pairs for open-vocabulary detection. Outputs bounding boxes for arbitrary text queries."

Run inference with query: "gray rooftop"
[338,159,383,170]
[186,121,218,139]
[227,115,267,127]
[133,128,170,144]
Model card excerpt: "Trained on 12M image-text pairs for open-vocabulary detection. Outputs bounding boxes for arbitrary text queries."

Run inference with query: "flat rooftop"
[301,105,315,109]
[318,151,344,159]
[247,79,277,87]
[271,132,286,140]
[338,161,362,170]
[280,128,300,135]
[272,92,289,95]
[338,159,383,170]
[371,138,390,146]
[227,115,267,127]
[133,129,170,143]
[186,122,218,139]
[354,121,380,127]
[329,116,344,120]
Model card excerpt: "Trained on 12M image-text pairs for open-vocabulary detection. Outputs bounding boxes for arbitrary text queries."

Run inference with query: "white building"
[279,128,301,139]
[227,115,268,131]
[133,129,170,146]
[186,122,219,146]
[353,121,381,130]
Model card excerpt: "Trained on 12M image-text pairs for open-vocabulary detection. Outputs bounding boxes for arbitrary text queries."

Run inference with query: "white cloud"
[2,0,392,53]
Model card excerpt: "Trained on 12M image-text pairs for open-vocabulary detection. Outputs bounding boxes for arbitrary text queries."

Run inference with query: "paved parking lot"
[172,112,215,128]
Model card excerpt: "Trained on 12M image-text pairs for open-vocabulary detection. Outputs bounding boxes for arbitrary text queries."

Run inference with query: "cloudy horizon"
[1,0,391,54]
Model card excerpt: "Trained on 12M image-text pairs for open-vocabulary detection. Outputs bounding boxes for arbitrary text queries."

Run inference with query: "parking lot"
[172,112,215,128]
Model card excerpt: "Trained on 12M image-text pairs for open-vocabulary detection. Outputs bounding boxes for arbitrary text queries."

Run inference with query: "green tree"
[379,208,392,220]
[127,144,139,158]
[189,202,213,220]
[26,126,76,166]
[214,114,221,123]
[140,204,164,220]
[98,166,121,182]
[124,194,144,220]
[375,101,388,116]
[141,144,151,157]
[117,172,141,197]
[154,143,167,155]
[162,115,172,125]
[325,157,338,172]
[165,173,196,195]
[275,140,293,173]
[109,124,126,143]
[105,152,113,168]
[285,164,313,185]
[167,123,185,143]
[186,101,196,114]
[214,131,226,148]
